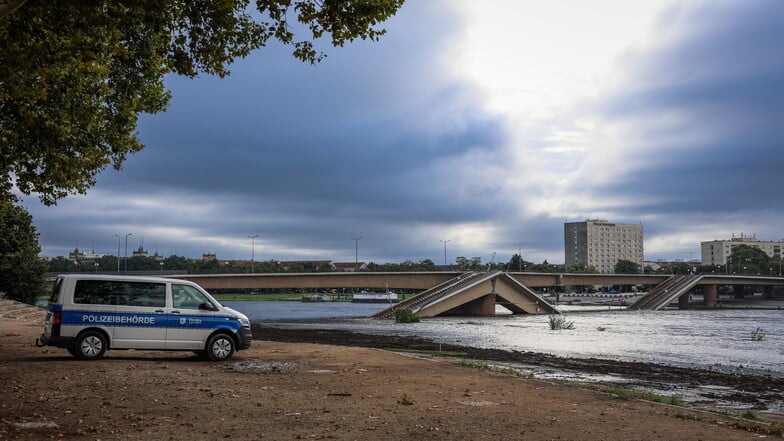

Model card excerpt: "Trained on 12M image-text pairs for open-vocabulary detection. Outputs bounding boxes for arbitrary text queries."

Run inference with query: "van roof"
[56,274,191,284]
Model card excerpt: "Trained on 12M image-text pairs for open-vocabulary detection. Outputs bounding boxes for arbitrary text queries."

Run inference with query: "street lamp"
[352,236,363,271]
[114,234,121,272]
[440,239,452,266]
[248,234,259,274]
[160,261,164,273]
[124,233,132,273]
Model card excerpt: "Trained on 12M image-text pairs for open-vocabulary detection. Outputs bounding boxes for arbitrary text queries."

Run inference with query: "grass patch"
[565,358,585,367]
[393,348,468,357]
[674,411,699,421]
[751,327,765,341]
[212,292,302,301]
[456,360,533,378]
[607,387,684,406]
[741,410,758,420]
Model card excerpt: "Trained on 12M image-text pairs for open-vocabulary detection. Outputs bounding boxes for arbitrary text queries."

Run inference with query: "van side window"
[49,278,63,303]
[123,283,166,307]
[74,280,166,307]
[172,284,212,310]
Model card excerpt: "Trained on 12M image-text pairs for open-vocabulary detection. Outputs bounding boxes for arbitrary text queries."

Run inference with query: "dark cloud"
[24,1,513,263]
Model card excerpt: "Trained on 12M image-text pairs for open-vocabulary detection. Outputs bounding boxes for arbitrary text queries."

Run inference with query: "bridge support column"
[462,293,497,316]
[677,293,690,309]
[764,286,775,299]
[732,285,746,299]
[702,284,717,307]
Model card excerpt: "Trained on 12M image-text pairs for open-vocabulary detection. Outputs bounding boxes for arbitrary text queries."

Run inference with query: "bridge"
[171,271,784,317]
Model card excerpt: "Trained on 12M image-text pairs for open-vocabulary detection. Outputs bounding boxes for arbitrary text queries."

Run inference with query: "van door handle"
[171,310,181,314]
[155,309,164,313]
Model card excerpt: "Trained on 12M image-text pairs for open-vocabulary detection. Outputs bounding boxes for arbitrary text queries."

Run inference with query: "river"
[223,300,784,378]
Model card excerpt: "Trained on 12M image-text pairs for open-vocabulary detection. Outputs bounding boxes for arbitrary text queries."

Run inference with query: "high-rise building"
[564,219,644,273]
[700,234,783,266]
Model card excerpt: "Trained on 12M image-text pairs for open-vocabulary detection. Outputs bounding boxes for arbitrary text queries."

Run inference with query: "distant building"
[202,253,217,261]
[132,246,148,258]
[333,262,368,272]
[564,219,644,274]
[700,234,783,266]
[68,248,106,262]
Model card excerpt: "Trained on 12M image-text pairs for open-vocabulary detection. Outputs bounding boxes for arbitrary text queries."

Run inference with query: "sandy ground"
[0,310,781,440]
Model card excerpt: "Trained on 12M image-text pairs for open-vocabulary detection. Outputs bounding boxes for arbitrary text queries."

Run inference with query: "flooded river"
[224,301,784,377]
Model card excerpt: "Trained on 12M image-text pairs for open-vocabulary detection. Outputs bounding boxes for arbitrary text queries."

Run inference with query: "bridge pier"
[702,284,717,307]
[677,293,690,309]
[732,285,746,299]
[764,286,775,299]
[460,293,497,316]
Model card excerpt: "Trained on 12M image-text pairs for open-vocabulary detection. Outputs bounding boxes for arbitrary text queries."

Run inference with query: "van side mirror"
[198,302,216,311]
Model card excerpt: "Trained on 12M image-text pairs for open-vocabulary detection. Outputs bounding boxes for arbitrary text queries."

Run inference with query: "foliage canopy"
[0,202,47,304]
[0,0,404,204]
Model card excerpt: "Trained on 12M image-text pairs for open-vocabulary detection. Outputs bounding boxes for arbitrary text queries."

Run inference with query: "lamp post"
[124,233,132,273]
[114,234,121,272]
[248,234,259,273]
[519,242,525,272]
[440,239,451,266]
[352,236,363,271]
[779,238,783,277]
[160,261,164,273]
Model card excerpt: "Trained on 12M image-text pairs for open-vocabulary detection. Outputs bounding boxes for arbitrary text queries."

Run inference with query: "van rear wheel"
[75,331,107,360]
[206,333,235,361]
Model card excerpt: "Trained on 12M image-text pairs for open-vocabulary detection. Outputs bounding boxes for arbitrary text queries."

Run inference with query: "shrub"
[394,307,420,323]
[548,315,574,330]
[751,327,765,341]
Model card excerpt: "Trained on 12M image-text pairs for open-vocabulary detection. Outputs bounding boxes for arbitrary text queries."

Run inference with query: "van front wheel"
[75,331,107,360]
[206,334,235,361]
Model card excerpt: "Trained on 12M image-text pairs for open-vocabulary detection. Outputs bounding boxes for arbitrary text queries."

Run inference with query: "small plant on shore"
[548,315,574,330]
[394,307,420,323]
[397,394,414,406]
[751,327,765,341]
[741,410,758,420]
[596,326,607,331]
[608,387,684,406]
[674,412,698,421]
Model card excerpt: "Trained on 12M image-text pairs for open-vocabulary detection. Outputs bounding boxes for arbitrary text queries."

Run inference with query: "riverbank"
[253,324,784,417]
[1,299,782,439]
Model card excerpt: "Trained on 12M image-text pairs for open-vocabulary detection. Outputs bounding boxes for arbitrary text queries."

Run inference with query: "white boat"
[352,291,398,303]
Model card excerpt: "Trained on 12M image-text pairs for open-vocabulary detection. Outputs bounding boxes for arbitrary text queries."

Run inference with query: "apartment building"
[700,235,783,265]
[564,219,644,273]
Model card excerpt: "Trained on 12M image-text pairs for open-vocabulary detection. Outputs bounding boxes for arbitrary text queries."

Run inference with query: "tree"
[727,244,770,275]
[614,259,641,274]
[0,202,48,304]
[0,0,404,205]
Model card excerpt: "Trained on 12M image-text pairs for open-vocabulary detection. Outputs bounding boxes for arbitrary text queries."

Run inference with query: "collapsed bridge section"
[371,271,558,319]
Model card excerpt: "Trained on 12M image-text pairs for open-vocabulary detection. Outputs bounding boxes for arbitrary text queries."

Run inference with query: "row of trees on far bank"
[47,245,784,277]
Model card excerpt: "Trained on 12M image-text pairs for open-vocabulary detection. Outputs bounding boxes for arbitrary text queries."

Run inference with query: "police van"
[36,274,252,361]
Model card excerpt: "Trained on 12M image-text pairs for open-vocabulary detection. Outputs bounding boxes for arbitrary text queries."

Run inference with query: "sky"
[19,0,784,265]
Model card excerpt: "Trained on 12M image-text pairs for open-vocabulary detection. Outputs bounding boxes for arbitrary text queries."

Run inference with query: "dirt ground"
[0,317,780,440]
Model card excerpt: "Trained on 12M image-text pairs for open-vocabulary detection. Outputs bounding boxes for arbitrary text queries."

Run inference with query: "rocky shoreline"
[253,324,784,413]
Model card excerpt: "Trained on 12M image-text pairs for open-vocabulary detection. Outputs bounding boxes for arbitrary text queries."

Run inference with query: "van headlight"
[238,317,250,328]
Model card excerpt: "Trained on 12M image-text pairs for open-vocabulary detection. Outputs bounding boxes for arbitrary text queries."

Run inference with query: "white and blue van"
[37,274,252,361]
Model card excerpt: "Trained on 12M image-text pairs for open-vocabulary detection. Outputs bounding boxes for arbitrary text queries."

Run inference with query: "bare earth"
[0,316,779,440]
